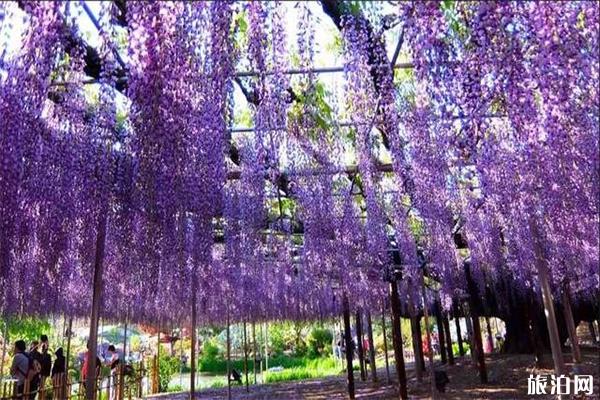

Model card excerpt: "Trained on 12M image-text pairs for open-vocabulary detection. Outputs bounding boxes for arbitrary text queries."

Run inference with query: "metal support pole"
[243,322,249,392]
[190,281,197,400]
[434,303,447,365]
[485,317,494,353]
[0,320,7,388]
[342,295,355,399]
[561,287,582,370]
[381,302,390,383]
[264,322,269,382]
[65,317,73,381]
[389,280,408,400]
[410,314,423,382]
[226,311,231,400]
[421,279,436,400]
[252,323,257,385]
[455,316,464,356]
[355,310,366,381]
[443,315,454,365]
[530,218,565,375]
[471,315,488,383]
[366,311,377,382]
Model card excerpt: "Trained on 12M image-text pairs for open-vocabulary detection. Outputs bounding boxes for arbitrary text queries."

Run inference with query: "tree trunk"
[389,280,408,400]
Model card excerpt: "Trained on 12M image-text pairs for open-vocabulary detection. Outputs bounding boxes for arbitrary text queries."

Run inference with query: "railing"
[0,362,146,400]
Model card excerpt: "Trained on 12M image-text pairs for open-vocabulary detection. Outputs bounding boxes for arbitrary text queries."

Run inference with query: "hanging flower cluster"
[0,1,597,327]
[399,0,599,305]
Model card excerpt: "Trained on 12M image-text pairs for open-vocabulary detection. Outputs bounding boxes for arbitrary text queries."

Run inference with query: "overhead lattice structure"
[0,1,598,330]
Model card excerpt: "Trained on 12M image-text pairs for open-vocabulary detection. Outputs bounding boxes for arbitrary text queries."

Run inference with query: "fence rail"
[0,362,146,400]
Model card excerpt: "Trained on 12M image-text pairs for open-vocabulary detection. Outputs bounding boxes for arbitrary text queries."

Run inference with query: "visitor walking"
[10,340,29,398]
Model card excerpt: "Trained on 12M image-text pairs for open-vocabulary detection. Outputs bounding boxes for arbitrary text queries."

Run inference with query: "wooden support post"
[119,321,127,400]
[381,303,390,383]
[226,312,231,400]
[156,328,161,393]
[443,315,454,365]
[389,280,408,400]
[416,317,426,372]
[264,322,269,382]
[561,287,582,370]
[455,316,464,356]
[355,310,366,381]
[123,321,128,360]
[190,282,197,400]
[365,311,377,382]
[471,315,488,383]
[342,295,355,399]
[65,317,73,398]
[85,209,108,400]
[407,286,425,375]
[421,282,436,399]
[409,315,423,381]
[485,317,494,353]
[589,321,598,344]
[153,355,159,393]
[252,322,257,385]
[434,303,447,364]
[243,321,249,392]
[530,218,566,375]
[0,320,7,388]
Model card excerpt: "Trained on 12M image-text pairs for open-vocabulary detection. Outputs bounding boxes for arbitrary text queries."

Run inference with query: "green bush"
[452,342,470,356]
[158,354,180,392]
[167,384,184,393]
[307,328,333,358]
[203,339,220,360]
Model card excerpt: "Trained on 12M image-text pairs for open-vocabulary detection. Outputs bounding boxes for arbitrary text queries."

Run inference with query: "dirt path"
[151,348,599,399]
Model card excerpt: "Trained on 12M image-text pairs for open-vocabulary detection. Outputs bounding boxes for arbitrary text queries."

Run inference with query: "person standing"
[81,342,101,394]
[51,348,66,400]
[38,343,52,397]
[10,340,29,398]
[28,341,42,399]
